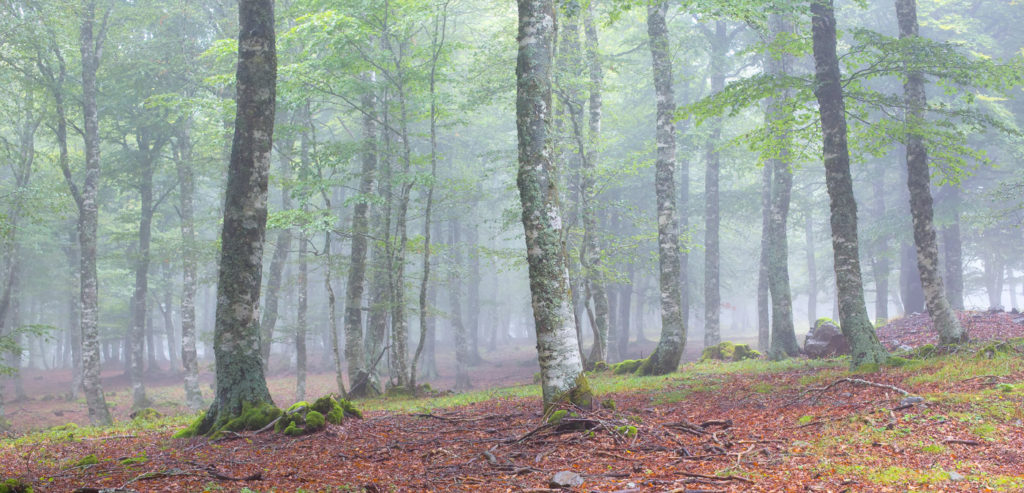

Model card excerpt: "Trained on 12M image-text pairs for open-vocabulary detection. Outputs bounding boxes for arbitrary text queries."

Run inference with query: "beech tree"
[515,0,591,409]
[194,0,277,435]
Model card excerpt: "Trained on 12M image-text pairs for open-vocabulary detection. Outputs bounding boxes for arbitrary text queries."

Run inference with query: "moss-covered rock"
[700,342,761,362]
[611,359,645,375]
[591,361,610,372]
[71,454,99,468]
[0,478,32,493]
[976,342,1014,359]
[547,409,568,425]
[276,396,361,436]
[130,407,163,422]
[176,402,282,439]
[304,411,325,432]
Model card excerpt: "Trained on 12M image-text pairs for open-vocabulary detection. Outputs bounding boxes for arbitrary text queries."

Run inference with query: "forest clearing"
[1,312,1023,492]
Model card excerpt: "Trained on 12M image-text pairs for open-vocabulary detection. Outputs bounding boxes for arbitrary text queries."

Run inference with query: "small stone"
[840,392,852,398]
[899,396,924,407]
[948,471,965,481]
[549,470,583,488]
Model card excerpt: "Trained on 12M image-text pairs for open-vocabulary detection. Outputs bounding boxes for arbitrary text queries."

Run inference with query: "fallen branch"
[677,471,754,484]
[206,467,262,481]
[806,378,910,404]
[941,438,981,446]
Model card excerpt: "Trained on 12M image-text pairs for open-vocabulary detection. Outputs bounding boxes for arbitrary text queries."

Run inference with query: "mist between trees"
[0,0,1021,420]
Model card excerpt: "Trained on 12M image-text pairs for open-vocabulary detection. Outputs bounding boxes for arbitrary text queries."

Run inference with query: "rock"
[839,392,852,398]
[700,341,761,362]
[549,471,583,488]
[804,319,850,358]
[899,396,925,407]
[948,471,965,481]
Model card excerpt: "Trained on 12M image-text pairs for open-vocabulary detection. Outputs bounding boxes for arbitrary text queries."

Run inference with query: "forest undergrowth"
[1,315,1023,492]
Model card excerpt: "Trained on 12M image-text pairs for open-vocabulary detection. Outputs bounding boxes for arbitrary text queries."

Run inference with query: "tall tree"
[810,0,888,367]
[894,0,965,344]
[765,13,799,359]
[515,0,591,409]
[173,121,203,411]
[702,20,726,349]
[75,0,113,426]
[757,164,771,353]
[344,82,377,398]
[638,0,685,376]
[449,221,471,391]
[941,187,964,310]
[193,0,277,435]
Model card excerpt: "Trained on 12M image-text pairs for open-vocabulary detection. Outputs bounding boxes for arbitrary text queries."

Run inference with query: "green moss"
[174,412,205,438]
[283,422,302,436]
[49,423,79,432]
[304,411,325,432]
[854,362,880,374]
[885,356,910,367]
[907,344,937,359]
[614,425,638,439]
[592,361,610,372]
[547,410,568,425]
[131,408,163,422]
[0,478,32,493]
[612,359,645,375]
[976,342,1014,359]
[120,454,147,466]
[600,398,616,410]
[72,454,99,468]
[568,373,593,409]
[700,342,760,362]
[286,401,311,414]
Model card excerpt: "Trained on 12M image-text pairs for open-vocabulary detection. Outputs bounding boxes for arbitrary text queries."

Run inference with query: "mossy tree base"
[176,396,361,439]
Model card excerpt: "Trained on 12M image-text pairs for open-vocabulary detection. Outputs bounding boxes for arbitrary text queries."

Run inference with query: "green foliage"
[547,410,568,425]
[0,479,32,493]
[614,425,638,439]
[131,408,163,422]
[71,454,99,468]
[600,398,616,410]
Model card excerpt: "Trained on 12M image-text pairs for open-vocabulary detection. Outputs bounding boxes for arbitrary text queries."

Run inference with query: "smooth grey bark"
[466,220,482,364]
[810,0,888,367]
[895,0,965,344]
[259,135,295,370]
[196,0,276,434]
[65,228,83,399]
[296,230,308,402]
[159,266,179,371]
[411,10,446,390]
[580,0,610,366]
[757,164,771,353]
[129,130,166,410]
[805,213,818,328]
[702,20,726,349]
[639,1,685,376]
[77,0,112,426]
[449,222,471,391]
[515,0,590,408]
[870,166,890,323]
[900,242,924,313]
[765,14,799,359]
[344,84,377,398]
[617,275,632,357]
[173,122,203,411]
[941,187,964,310]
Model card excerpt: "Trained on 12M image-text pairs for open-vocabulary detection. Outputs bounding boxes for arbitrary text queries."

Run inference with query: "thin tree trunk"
[766,13,799,359]
[344,82,377,398]
[805,213,818,328]
[296,230,308,402]
[129,135,159,410]
[810,0,888,367]
[702,20,726,349]
[895,0,965,344]
[640,1,685,376]
[870,166,890,323]
[900,241,924,313]
[196,0,277,435]
[515,0,591,409]
[941,187,964,310]
[78,0,112,425]
[466,220,482,363]
[757,156,771,353]
[159,266,178,371]
[173,122,203,411]
[450,222,471,390]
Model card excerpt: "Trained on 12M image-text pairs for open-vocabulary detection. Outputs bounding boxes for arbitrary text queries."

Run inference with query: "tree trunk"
[129,135,159,411]
[160,266,178,371]
[765,14,799,359]
[173,122,203,411]
[870,166,889,324]
[941,187,964,310]
[450,222,471,391]
[703,20,726,349]
[810,0,888,368]
[78,0,113,425]
[895,0,965,344]
[515,0,591,409]
[467,220,482,363]
[195,0,276,435]
[259,139,294,370]
[757,146,772,353]
[344,83,377,398]
[900,242,925,313]
[805,213,818,328]
[296,230,308,402]
[639,1,685,376]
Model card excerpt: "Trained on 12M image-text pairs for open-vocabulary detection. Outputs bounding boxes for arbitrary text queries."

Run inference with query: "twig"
[941,438,981,446]
[676,471,754,484]
[806,378,910,404]
[206,467,262,481]
[81,435,136,441]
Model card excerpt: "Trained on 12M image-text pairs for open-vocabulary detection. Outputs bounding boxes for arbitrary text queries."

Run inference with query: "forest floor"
[0,311,1023,492]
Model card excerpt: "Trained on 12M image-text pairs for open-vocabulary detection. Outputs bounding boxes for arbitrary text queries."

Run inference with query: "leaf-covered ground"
[2,314,1024,492]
